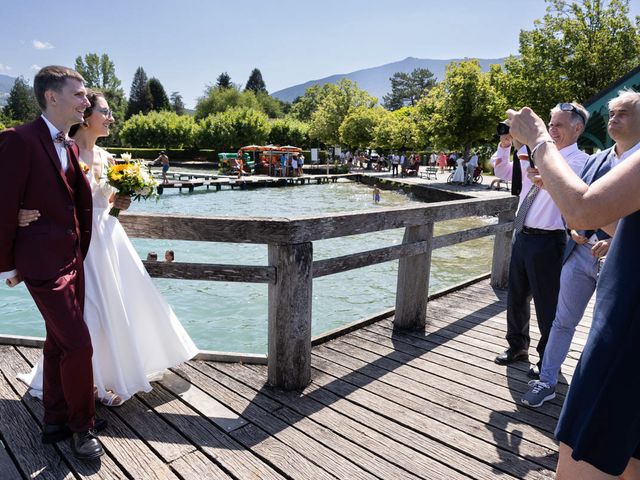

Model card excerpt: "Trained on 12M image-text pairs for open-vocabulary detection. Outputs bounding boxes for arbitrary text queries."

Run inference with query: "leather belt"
[522,226,566,236]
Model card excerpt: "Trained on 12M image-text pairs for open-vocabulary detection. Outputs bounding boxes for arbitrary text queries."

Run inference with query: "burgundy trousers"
[25,257,95,432]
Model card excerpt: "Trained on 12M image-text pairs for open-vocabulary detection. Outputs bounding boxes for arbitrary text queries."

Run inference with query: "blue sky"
[1,0,638,108]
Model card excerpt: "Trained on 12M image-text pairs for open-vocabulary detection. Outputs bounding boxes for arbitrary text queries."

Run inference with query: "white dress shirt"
[41,114,69,172]
[491,143,589,230]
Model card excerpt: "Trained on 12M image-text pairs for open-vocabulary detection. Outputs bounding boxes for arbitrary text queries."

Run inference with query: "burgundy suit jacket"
[0,117,92,281]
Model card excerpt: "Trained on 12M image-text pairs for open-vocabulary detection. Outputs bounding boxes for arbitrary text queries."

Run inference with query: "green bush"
[119,111,196,148]
[267,118,310,148]
[195,107,270,151]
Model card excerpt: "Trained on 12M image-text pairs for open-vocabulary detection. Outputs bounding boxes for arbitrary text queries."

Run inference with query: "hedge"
[103,147,218,161]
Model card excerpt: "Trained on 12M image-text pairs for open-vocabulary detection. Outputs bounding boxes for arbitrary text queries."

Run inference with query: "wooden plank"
[312,240,432,278]
[395,223,434,329]
[118,195,517,244]
[111,395,196,463]
[172,363,373,480]
[431,220,513,249]
[209,361,468,480]
[267,242,313,389]
[169,450,232,480]
[491,211,515,288]
[136,386,285,480]
[0,346,128,479]
[160,372,248,433]
[0,335,44,348]
[143,261,276,284]
[308,353,554,479]
[0,438,25,480]
[324,336,560,454]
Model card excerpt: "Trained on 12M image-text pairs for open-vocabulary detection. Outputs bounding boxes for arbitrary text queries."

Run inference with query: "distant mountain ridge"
[271,56,506,103]
[0,74,15,107]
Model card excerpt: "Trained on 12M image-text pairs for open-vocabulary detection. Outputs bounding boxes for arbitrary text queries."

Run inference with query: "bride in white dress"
[17,91,198,405]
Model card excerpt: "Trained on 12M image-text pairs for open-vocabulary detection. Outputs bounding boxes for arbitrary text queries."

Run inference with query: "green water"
[0,181,494,353]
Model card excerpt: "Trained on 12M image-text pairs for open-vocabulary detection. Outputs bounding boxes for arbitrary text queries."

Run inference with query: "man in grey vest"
[521,89,640,407]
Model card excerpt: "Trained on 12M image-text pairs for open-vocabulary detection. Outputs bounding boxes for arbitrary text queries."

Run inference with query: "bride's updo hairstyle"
[69,90,105,137]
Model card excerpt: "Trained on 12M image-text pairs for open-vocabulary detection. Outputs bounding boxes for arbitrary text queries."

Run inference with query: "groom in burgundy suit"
[0,66,104,460]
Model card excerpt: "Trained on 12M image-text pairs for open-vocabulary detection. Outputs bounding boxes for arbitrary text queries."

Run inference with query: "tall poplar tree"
[3,77,39,122]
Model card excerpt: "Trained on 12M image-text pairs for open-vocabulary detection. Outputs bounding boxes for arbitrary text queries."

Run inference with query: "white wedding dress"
[18,147,198,402]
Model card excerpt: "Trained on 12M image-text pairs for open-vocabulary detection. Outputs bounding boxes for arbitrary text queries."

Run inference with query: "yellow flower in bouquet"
[78,161,90,174]
[106,159,157,217]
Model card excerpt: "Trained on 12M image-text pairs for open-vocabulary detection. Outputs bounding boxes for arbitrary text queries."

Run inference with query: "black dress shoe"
[42,423,72,444]
[527,365,540,379]
[70,431,104,460]
[494,348,529,365]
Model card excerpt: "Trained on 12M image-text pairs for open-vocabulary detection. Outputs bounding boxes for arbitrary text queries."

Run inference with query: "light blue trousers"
[540,243,599,386]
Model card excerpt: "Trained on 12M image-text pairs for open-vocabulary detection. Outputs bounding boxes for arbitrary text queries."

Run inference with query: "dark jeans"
[506,230,566,367]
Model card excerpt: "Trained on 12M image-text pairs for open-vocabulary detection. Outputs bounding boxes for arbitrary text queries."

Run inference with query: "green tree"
[416,59,505,156]
[374,107,419,152]
[126,67,153,118]
[289,84,333,122]
[217,72,232,89]
[383,68,437,111]
[268,118,310,147]
[3,77,40,122]
[170,91,186,115]
[245,68,267,93]
[339,106,387,149]
[255,91,284,118]
[498,0,640,116]
[74,53,122,91]
[309,79,377,145]
[119,111,196,148]
[195,85,260,119]
[196,107,270,150]
[148,77,171,111]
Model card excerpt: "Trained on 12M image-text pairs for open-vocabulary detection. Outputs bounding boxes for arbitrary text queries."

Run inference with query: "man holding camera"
[521,90,640,407]
[492,102,589,377]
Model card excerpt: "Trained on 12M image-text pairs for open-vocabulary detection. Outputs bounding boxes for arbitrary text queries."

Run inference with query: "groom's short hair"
[34,65,85,111]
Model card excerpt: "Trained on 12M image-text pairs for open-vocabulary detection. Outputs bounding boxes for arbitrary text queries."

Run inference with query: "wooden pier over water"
[0,189,587,478]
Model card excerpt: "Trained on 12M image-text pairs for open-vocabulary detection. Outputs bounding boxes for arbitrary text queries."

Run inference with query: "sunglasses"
[96,107,113,118]
[557,103,586,124]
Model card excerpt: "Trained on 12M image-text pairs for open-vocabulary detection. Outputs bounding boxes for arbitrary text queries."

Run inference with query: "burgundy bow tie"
[54,131,74,148]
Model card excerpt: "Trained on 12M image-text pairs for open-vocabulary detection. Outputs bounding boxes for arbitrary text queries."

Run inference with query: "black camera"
[496,121,510,136]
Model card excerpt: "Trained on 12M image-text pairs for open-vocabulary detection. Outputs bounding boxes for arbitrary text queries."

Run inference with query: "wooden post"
[394,223,434,330]
[491,211,514,289]
[267,242,313,390]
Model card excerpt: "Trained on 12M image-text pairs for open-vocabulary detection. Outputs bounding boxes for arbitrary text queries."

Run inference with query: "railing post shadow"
[267,242,313,390]
[394,222,434,330]
[490,211,514,289]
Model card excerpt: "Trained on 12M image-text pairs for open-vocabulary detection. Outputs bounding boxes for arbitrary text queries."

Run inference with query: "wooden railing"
[119,195,518,390]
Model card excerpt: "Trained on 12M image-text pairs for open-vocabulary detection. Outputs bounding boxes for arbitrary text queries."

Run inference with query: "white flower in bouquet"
[121,152,132,162]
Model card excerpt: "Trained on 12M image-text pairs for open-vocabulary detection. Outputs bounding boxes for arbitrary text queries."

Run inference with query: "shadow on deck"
[0,279,592,479]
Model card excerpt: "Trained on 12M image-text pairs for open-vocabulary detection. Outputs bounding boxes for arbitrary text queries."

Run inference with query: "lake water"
[0,181,495,353]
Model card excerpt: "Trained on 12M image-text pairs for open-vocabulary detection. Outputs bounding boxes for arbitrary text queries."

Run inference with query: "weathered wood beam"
[143,261,276,284]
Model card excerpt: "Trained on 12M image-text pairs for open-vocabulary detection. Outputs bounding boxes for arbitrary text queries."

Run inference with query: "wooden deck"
[0,279,592,479]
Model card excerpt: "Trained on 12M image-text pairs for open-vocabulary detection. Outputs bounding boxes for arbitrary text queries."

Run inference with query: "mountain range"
[270,56,506,103]
[0,74,15,107]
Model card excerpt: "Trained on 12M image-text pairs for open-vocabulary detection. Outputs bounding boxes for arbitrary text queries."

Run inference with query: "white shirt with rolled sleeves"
[491,143,588,230]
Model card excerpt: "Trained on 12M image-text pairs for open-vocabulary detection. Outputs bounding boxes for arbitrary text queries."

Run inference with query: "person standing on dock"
[156,151,170,184]
[493,102,589,377]
[0,66,105,460]
[521,90,640,408]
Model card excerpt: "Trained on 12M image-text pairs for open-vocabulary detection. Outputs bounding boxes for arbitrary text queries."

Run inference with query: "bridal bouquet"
[106,159,157,217]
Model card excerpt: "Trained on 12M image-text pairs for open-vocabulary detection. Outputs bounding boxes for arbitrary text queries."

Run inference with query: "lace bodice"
[82,146,117,211]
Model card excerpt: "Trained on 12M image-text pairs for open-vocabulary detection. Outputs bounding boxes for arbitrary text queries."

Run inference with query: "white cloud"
[0,64,12,73]
[32,39,54,50]
[30,64,41,71]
